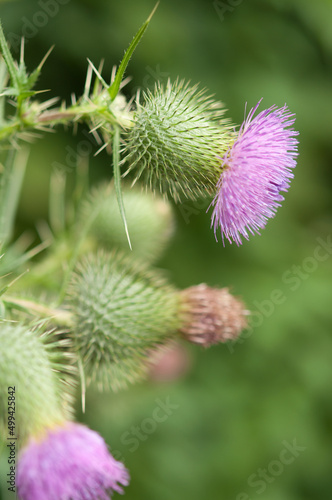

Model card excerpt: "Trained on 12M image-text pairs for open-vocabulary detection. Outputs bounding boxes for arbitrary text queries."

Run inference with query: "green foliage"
[67,251,181,391]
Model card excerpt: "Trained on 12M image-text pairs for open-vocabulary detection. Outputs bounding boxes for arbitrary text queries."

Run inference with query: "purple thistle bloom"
[17,422,129,500]
[211,99,299,245]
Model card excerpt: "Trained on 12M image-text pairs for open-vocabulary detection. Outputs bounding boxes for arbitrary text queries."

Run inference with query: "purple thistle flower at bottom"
[17,422,129,500]
[210,99,299,245]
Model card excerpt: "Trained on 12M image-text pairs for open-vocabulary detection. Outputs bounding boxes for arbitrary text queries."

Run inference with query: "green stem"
[0,98,133,144]
[3,296,74,327]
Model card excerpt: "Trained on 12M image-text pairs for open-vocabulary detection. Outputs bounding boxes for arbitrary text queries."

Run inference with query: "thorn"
[83,63,93,99]
[20,37,25,65]
[147,2,160,23]
[89,121,103,134]
[94,141,109,156]
[124,220,132,250]
[38,96,60,111]
[110,65,117,84]
[86,58,108,90]
[90,128,103,146]
[32,88,51,95]
[119,75,132,89]
[37,45,55,72]
[97,58,105,75]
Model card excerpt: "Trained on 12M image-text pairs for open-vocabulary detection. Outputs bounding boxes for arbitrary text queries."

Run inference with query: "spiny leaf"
[0,21,19,90]
[108,2,158,101]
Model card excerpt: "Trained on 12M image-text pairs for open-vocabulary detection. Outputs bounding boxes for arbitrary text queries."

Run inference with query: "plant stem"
[0,97,134,143]
[3,296,74,327]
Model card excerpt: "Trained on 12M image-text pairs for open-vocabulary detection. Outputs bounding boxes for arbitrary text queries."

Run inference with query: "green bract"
[122,79,235,201]
[67,251,181,391]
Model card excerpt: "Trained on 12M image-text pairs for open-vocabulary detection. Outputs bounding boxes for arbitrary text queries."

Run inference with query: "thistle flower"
[0,324,128,499]
[67,251,181,391]
[122,79,234,201]
[211,100,299,245]
[179,284,248,346]
[17,422,129,500]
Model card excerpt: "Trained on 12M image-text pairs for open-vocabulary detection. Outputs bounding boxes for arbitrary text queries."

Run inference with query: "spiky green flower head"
[0,323,76,445]
[80,182,174,263]
[67,251,181,391]
[122,79,235,201]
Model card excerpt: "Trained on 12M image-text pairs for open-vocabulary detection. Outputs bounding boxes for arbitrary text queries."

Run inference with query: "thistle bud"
[179,284,248,346]
[122,79,234,201]
[67,251,181,391]
[0,323,75,443]
[81,183,174,262]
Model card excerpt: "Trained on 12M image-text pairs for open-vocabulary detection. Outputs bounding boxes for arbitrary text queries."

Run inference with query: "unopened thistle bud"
[178,284,248,346]
[0,323,75,443]
[122,79,234,201]
[67,251,181,391]
[82,183,174,262]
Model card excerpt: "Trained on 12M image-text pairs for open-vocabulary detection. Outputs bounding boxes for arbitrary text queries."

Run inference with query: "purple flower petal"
[210,99,299,245]
[17,422,129,500]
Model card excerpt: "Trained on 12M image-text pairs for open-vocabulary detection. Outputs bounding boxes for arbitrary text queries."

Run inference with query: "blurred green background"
[1,0,332,499]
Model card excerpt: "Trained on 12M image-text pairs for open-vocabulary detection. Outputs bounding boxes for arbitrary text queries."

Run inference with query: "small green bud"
[122,79,234,201]
[81,183,174,263]
[0,323,75,443]
[67,251,181,391]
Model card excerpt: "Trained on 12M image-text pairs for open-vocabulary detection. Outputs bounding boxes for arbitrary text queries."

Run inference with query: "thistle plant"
[0,4,298,499]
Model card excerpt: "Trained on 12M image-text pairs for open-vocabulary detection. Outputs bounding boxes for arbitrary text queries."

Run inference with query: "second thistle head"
[122,79,234,201]
[66,251,181,391]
